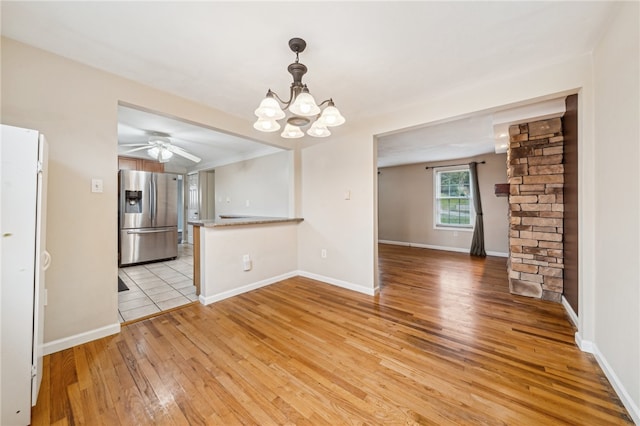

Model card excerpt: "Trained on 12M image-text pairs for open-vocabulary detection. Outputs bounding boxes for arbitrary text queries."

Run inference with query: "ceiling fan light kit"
[147,144,173,163]
[121,133,202,164]
[254,37,345,139]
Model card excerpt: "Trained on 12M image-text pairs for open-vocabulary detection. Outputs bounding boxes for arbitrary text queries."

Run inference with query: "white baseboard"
[378,239,412,247]
[199,271,298,305]
[575,331,594,353]
[561,295,578,328]
[378,240,508,258]
[43,322,120,355]
[298,271,378,296]
[199,270,378,306]
[577,339,640,424]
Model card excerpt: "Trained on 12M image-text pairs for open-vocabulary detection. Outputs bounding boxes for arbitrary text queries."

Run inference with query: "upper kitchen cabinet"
[118,156,164,172]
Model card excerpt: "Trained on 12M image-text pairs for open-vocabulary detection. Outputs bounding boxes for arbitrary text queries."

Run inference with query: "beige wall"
[215,150,291,218]
[378,153,508,255]
[298,128,378,293]
[200,223,299,304]
[593,1,639,415]
[0,37,290,345]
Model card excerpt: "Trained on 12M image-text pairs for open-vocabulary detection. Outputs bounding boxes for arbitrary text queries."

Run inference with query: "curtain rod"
[425,160,485,170]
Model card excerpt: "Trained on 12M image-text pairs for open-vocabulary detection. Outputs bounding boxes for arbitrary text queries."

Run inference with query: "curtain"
[469,161,486,257]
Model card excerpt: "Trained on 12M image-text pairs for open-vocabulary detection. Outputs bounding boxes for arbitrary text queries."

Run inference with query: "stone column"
[507,118,564,302]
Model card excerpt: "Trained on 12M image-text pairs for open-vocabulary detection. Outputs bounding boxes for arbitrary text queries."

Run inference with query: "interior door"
[177,174,184,241]
[187,172,199,244]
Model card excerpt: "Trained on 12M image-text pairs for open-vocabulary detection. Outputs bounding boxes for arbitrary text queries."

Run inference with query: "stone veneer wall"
[507,118,564,302]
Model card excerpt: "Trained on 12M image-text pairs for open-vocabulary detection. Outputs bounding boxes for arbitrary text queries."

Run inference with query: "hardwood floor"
[32,244,632,425]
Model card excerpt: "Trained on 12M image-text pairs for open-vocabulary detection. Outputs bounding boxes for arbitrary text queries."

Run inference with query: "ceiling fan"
[120,132,201,164]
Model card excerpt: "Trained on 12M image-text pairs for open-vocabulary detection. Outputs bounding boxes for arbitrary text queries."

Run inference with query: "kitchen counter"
[189,215,304,228]
[188,215,303,298]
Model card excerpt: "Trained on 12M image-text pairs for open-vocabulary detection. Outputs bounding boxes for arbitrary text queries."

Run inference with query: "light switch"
[344,190,351,200]
[91,178,103,193]
[242,254,252,271]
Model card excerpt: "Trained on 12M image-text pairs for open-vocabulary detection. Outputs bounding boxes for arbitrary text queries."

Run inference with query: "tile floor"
[118,244,198,322]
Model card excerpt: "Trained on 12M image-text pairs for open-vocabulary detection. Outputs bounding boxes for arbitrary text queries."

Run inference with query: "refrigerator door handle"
[153,175,157,221]
[127,228,174,234]
[149,176,155,221]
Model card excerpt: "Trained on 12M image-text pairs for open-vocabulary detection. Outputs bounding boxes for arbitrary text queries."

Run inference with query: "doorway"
[115,102,288,322]
[376,96,579,313]
[116,168,197,323]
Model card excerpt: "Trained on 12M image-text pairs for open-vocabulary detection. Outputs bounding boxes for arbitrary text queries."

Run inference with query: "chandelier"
[253,38,345,139]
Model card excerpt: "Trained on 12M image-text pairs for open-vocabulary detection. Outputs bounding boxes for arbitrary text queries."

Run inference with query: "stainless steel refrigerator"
[119,170,178,266]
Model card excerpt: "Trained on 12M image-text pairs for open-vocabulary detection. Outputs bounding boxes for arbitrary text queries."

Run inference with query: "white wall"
[592,1,640,419]
[0,37,290,347]
[215,150,291,218]
[378,153,508,255]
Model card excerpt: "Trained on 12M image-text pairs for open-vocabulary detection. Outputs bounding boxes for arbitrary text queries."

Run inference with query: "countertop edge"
[189,217,304,228]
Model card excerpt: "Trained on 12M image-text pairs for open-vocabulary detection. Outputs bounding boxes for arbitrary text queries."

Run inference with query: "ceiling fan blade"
[123,146,152,154]
[167,145,201,163]
[119,143,151,147]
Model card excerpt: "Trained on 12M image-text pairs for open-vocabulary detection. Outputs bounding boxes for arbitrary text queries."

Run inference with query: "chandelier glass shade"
[281,123,305,138]
[254,38,345,139]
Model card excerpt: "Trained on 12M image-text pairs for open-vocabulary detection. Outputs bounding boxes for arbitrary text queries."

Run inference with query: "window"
[434,167,474,228]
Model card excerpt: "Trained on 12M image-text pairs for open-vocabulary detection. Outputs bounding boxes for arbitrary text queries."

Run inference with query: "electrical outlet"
[321,249,327,258]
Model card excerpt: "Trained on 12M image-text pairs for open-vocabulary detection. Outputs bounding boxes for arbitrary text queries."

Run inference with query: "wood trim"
[563,94,579,313]
[118,156,164,172]
[193,224,200,296]
[494,183,510,196]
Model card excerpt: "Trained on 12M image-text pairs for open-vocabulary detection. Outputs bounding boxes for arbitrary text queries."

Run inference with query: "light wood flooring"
[32,244,633,424]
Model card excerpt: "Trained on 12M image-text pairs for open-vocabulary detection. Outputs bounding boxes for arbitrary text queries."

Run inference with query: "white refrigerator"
[1,124,50,425]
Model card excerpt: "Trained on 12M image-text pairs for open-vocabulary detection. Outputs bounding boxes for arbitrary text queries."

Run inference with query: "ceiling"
[117,105,283,171]
[1,2,616,167]
[377,113,496,168]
